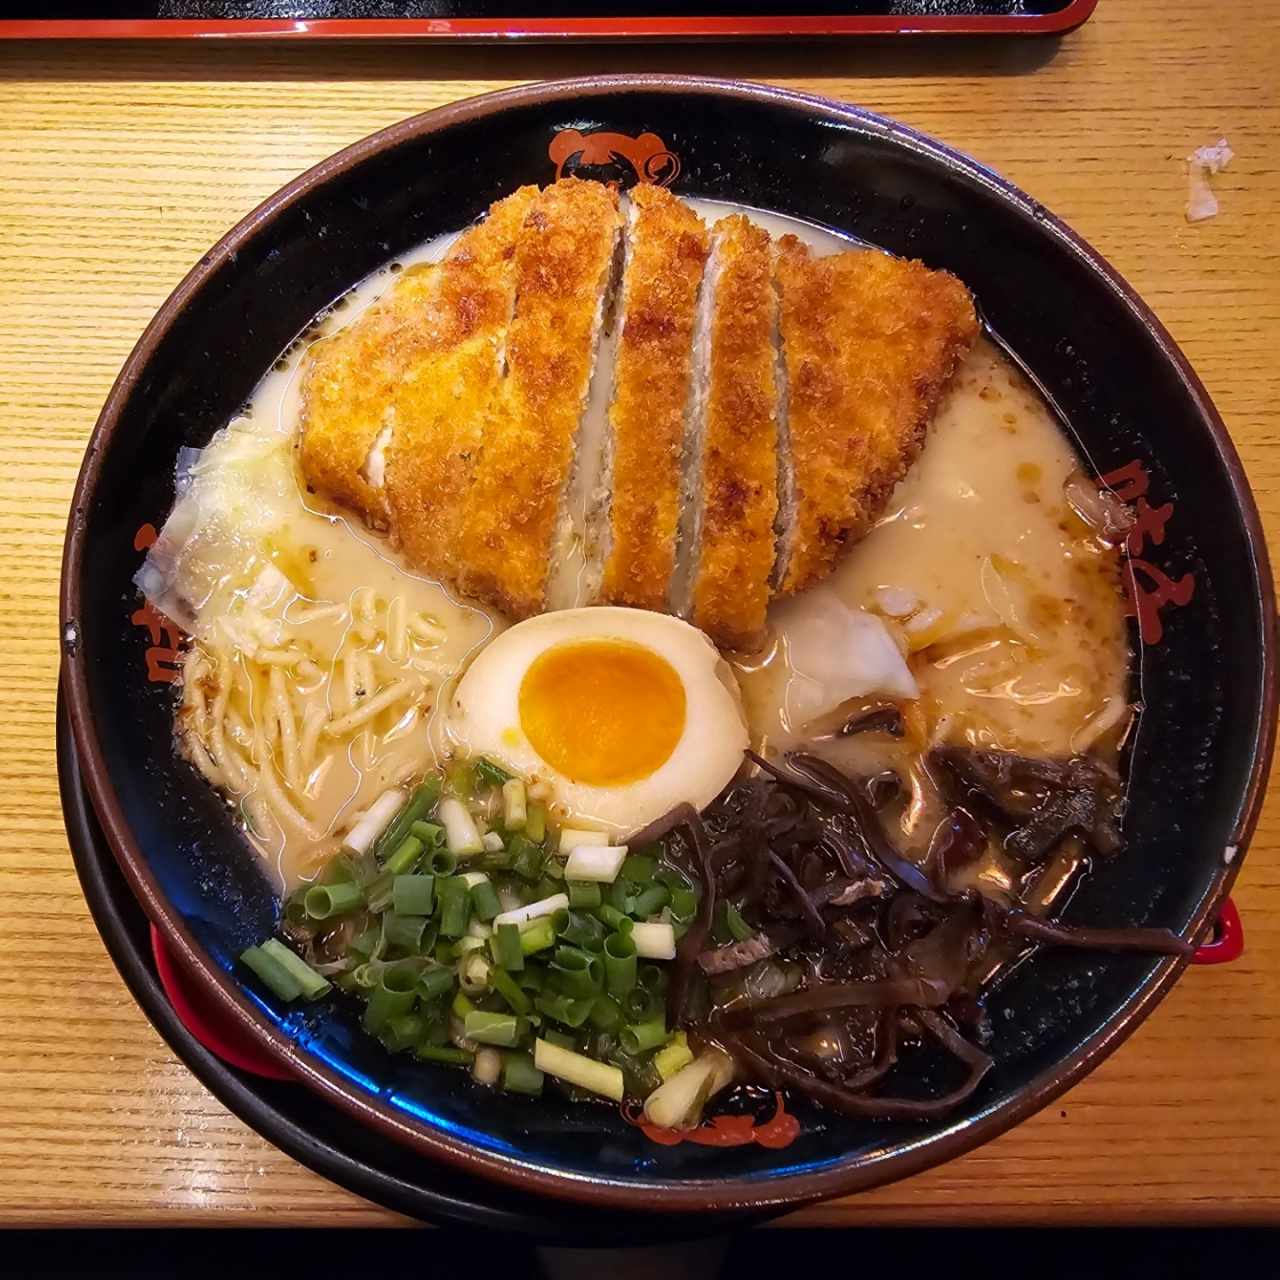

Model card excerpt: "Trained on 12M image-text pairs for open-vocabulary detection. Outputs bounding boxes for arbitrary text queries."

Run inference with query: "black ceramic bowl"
[60,77,1276,1216]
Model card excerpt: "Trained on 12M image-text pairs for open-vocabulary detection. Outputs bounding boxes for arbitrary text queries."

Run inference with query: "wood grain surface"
[1,0,1278,1228]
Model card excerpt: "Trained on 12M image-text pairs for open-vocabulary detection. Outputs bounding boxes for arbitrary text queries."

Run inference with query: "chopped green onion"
[239,945,303,1002]
[564,844,627,883]
[345,787,408,857]
[416,964,454,1004]
[365,869,395,914]
[558,909,606,951]
[630,921,676,960]
[414,1044,474,1067]
[348,926,382,962]
[622,989,652,1021]
[654,1034,694,1081]
[383,912,430,954]
[501,1051,544,1095]
[428,847,458,876]
[518,916,557,956]
[567,880,602,910]
[725,903,754,943]
[457,950,491,995]
[320,851,364,886]
[638,963,668,993]
[475,757,514,788]
[501,778,527,830]
[437,876,471,938]
[410,819,443,846]
[670,886,698,922]
[493,892,569,929]
[534,991,594,1029]
[492,922,524,972]
[303,880,365,920]
[541,1028,577,1051]
[534,1038,624,1102]
[490,967,533,1015]
[642,1050,734,1129]
[371,778,441,862]
[446,759,475,800]
[589,994,624,1032]
[451,989,475,1021]
[464,1009,523,1047]
[532,874,561,903]
[362,960,418,1035]
[604,931,638,996]
[597,904,633,934]
[470,877,502,922]
[606,877,634,913]
[472,1045,503,1086]
[548,945,603,998]
[384,833,424,876]
[382,1012,428,1053]
[620,1017,668,1054]
[392,873,435,916]
[620,853,657,882]
[439,797,484,857]
[259,938,331,1001]
[507,834,546,882]
[558,827,610,852]
[629,883,670,919]
[524,802,546,843]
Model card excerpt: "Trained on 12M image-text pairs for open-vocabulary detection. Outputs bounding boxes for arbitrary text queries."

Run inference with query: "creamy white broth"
[734,338,1130,894]
[152,196,1129,900]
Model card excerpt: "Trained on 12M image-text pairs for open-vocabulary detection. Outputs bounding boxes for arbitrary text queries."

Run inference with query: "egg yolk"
[517,639,687,786]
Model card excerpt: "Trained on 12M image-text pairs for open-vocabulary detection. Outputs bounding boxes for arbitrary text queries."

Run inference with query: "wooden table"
[2,0,1277,1228]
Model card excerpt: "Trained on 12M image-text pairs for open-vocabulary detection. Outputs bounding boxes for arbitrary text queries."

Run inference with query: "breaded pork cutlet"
[774,237,979,595]
[297,186,537,543]
[459,179,623,620]
[683,214,780,651]
[382,187,538,582]
[296,262,440,526]
[597,184,709,612]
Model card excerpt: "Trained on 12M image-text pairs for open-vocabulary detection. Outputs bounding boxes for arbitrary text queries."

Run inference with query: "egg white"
[447,608,748,835]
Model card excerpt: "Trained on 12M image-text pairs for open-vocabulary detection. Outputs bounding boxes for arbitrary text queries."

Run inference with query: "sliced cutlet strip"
[597,184,709,612]
[382,186,539,582]
[774,236,979,595]
[297,261,440,527]
[681,214,780,651]
[459,178,624,619]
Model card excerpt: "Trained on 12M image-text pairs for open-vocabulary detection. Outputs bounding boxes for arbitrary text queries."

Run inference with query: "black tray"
[57,685,770,1240]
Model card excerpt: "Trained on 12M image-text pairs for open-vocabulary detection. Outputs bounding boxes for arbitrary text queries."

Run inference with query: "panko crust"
[296,262,440,525]
[775,236,979,596]
[383,186,538,581]
[599,183,709,612]
[459,178,623,620]
[691,214,780,651]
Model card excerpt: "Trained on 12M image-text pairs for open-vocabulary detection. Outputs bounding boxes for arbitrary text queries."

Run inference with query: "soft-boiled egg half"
[448,608,748,833]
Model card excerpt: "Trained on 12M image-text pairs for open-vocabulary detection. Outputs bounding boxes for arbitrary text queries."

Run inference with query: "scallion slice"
[534,1038,625,1102]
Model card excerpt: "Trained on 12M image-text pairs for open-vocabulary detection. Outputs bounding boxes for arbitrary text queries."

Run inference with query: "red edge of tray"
[0,3,1098,42]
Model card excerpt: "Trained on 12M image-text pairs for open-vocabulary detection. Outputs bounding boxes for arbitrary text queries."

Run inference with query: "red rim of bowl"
[150,925,294,1081]
[59,75,1278,1214]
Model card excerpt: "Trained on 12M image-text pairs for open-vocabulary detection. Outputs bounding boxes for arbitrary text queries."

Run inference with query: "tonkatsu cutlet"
[383,186,537,582]
[296,261,440,526]
[684,214,780,651]
[598,184,709,613]
[459,179,624,620]
[773,237,979,595]
[296,185,537,543]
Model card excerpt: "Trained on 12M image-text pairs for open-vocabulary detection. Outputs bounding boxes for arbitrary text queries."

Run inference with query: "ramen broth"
[151,200,1129,897]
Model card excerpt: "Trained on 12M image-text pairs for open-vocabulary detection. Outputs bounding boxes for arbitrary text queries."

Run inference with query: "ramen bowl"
[59,77,1275,1216]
